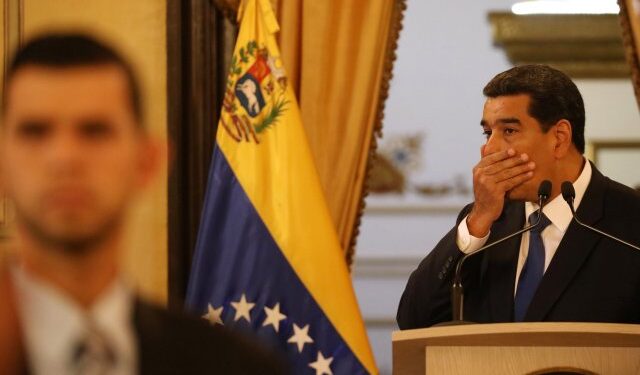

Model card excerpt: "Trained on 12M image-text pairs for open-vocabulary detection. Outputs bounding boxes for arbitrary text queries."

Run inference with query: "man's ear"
[135,136,165,189]
[552,119,573,158]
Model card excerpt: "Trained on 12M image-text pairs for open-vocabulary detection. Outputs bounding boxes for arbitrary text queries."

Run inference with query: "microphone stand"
[562,182,640,251]
[438,183,551,326]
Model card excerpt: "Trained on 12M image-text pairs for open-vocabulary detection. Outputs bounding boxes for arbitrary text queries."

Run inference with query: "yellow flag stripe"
[218,0,377,373]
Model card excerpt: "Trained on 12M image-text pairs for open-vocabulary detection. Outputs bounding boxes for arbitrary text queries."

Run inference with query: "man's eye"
[16,121,50,140]
[80,121,114,139]
[504,128,517,135]
[482,130,492,139]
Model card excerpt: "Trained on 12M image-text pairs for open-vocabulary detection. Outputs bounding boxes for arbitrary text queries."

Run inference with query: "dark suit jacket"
[134,299,287,374]
[18,297,286,375]
[397,164,640,329]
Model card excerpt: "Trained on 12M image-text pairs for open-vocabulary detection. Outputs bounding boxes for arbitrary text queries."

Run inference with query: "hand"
[467,147,535,237]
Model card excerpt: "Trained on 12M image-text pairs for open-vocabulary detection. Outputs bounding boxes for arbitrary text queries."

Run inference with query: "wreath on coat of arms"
[220,40,289,144]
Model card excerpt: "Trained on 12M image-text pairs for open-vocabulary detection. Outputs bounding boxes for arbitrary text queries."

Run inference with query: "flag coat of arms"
[185,0,377,373]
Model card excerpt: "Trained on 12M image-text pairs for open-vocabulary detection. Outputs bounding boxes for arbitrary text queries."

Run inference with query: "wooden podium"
[392,323,640,374]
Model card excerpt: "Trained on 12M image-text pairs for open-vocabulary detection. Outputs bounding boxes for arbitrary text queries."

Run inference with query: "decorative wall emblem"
[369,133,470,197]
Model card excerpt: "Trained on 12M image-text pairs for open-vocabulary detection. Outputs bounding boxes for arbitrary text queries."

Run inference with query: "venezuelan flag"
[185,0,377,373]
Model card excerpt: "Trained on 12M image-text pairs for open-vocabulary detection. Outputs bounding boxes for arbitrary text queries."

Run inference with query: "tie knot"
[528,211,551,233]
[70,323,116,374]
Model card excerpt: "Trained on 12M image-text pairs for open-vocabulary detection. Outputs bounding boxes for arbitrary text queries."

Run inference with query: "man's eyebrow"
[497,118,521,125]
[480,118,522,127]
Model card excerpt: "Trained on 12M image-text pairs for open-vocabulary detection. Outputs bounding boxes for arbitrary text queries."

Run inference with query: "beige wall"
[21,0,168,303]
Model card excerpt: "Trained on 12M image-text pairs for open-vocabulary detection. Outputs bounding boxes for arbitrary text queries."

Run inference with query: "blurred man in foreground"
[0,33,284,374]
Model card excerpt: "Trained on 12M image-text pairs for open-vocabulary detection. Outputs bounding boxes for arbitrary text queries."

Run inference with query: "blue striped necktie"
[514,211,552,321]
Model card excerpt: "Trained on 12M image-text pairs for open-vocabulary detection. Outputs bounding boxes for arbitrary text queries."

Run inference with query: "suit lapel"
[487,201,525,322]
[525,164,606,321]
[132,298,165,375]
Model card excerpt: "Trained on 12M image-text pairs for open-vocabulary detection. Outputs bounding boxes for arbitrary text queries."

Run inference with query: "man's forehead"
[4,64,132,118]
[481,94,532,124]
[7,63,128,91]
[484,94,531,108]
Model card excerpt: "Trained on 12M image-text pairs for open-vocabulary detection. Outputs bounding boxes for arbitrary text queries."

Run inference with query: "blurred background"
[354,0,640,372]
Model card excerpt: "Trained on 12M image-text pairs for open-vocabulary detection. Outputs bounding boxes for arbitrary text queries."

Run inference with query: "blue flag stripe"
[186,145,368,374]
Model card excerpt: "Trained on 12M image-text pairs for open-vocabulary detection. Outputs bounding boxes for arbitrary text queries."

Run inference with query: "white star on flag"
[202,304,224,325]
[230,294,255,322]
[262,303,287,332]
[309,351,333,375]
[287,323,314,352]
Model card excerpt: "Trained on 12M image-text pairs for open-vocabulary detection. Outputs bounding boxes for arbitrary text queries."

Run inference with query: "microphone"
[561,181,640,251]
[440,180,553,326]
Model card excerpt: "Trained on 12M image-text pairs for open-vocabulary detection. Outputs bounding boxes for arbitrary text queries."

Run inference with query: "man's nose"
[483,132,503,156]
[45,131,85,172]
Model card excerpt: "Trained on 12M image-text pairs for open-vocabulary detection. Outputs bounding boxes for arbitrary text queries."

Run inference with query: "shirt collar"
[11,265,136,374]
[525,158,592,233]
[89,276,137,371]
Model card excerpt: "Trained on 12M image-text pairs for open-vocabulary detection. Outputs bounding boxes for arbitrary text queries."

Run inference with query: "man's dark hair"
[4,33,142,124]
[483,64,585,153]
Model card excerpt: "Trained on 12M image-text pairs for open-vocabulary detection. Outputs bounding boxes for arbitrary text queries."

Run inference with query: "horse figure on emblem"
[220,43,289,145]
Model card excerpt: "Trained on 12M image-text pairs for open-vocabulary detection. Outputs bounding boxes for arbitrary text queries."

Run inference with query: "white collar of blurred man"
[11,265,137,374]
[0,35,162,311]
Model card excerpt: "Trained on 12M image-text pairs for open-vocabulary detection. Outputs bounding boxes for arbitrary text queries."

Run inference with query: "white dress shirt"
[456,159,592,294]
[11,266,137,375]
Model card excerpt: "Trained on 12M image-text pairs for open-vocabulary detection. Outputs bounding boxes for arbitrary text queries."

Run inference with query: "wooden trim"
[212,0,240,19]
[166,0,237,309]
[489,12,629,78]
[393,322,640,346]
[394,322,640,375]
[0,0,22,239]
[590,140,640,166]
[619,0,640,109]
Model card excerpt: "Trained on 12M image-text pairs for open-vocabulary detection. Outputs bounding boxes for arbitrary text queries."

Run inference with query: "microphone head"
[538,180,552,201]
[561,181,575,203]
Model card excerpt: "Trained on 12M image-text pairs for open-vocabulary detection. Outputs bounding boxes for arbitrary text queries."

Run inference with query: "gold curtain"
[619,0,640,109]
[274,0,405,262]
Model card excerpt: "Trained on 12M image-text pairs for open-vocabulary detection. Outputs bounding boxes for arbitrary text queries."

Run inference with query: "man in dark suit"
[0,33,285,374]
[397,64,640,329]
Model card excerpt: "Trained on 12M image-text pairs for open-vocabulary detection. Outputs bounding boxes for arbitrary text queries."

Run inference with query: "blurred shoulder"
[133,298,287,375]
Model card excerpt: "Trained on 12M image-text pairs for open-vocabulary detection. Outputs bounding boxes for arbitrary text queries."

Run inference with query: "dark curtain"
[166,0,238,309]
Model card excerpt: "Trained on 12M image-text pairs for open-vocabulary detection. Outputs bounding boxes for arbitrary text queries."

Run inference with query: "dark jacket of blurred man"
[397,64,640,329]
[0,33,285,375]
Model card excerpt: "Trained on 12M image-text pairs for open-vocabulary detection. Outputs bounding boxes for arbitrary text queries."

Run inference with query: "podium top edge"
[393,322,640,343]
